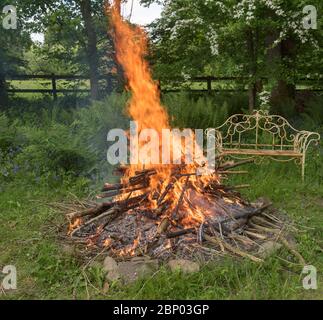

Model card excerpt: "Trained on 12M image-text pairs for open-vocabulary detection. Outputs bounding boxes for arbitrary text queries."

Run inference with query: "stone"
[61,244,75,255]
[168,259,200,273]
[104,256,158,284]
[103,256,118,273]
[117,258,158,283]
[258,241,282,258]
[106,269,121,282]
[102,281,110,294]
[131,256,159,268]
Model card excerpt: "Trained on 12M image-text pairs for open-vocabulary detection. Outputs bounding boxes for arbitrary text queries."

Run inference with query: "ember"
[64,1,305,266]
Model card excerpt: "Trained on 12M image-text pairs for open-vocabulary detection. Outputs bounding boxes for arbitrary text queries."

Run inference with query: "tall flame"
[107,0,177,189]
[107,1,218,224]
[109,0,170,134]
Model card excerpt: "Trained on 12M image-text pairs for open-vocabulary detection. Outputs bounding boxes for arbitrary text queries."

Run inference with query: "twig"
[172,176,189,219]
[204,234,263,263]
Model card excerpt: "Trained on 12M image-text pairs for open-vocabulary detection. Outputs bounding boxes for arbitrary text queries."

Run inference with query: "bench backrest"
[213,110,300,151]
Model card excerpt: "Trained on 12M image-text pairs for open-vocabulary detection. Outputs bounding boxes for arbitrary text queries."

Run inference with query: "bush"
[0,93,129,184]
[163,92,232,129]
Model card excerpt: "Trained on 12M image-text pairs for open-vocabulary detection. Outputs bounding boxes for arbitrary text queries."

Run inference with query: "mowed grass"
[0,159,322,300]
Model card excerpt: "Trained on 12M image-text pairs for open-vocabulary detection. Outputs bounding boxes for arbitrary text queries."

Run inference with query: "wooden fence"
[4,74,323,99]
[5,74,110,100]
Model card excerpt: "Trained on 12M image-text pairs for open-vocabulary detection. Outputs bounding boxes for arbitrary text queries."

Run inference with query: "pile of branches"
[62,160,305,265]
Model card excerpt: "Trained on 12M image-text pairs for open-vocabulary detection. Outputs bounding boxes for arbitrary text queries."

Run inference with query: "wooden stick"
[249,221,306,265]
[175,172,198,178]
[67,193,149,220]
[172,176,189,219]
[98,185,147,199]
[206,184,250,191]
[219,159,254,171]
[251,222,306,265]
[135,168,157,175]
[244,230,267,240]
[204,234,263,263]
[218,170,249,175]
[70,207,119,237]
[279,236,306,266]
[218,202,273,225]
[166,228,195,238]
[157,181,174,206]
[102,182,124,191]
[251,215,281,229]
[157,218,170,234]
[129,170,157,184]
[67,202,113,220]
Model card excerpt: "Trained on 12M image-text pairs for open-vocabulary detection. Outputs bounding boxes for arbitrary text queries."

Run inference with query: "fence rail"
[3,74,323,99]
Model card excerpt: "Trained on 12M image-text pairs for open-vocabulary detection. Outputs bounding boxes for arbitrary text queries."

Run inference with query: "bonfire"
[63,1,305,265]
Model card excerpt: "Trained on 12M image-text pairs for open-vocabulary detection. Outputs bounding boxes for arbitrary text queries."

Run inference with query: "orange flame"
[107,1,219,227]
[103,238,113,247]
[68,218,82,235]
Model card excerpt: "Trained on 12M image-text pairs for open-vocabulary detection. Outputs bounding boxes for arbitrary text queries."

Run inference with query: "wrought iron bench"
[206,110,320,181]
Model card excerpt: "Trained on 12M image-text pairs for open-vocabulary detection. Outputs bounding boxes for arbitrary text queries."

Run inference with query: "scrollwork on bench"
[206,110,321,181]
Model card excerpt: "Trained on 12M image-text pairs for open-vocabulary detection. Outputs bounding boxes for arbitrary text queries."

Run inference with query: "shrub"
[163,92,231,129]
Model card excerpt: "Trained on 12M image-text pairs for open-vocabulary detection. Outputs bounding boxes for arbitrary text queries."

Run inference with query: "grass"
[1,93,322,299]
[0,158,322,300]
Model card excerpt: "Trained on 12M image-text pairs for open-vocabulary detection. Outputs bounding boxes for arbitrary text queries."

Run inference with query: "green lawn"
[0,160,322,300]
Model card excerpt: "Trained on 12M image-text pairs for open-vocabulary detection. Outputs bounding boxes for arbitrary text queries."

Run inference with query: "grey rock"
[103,256,118,273]
[104,256,158,284]
[61,244,75,255]
[168,259,200,273]
[258,241,282,258]
[106,269,121,282]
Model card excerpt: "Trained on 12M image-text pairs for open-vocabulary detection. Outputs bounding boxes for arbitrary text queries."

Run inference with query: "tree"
[0,0,32,108]
[145,0,322,113]
[79,0,99,99]
[14,0,115,99]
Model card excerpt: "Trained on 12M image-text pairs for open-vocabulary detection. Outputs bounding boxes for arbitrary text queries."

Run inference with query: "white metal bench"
[206,110,320,181]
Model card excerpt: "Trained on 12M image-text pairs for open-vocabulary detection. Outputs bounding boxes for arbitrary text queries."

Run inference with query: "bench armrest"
[205,128,223,153]
[294,131,321,154]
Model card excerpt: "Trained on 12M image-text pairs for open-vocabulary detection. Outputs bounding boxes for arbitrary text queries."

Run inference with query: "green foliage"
[163,93,227,129]
[302,95,323,127]
[72,93,129,181]
[0,93,129,184]
[74,93,129,159]
[17,123,94,176]
[0,113,19,150]
[163,92,247,129]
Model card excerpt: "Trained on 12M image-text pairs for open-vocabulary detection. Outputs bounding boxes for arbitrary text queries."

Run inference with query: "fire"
[65,2,281,264]
[106,0,218,228]
[68,218,82,235]
[116,234,140,257]
[103,238,113,247]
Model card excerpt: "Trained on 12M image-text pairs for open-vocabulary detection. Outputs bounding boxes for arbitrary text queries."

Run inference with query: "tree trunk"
[269,36,296,112]
[246,28,258,112]
[79,0,99,100]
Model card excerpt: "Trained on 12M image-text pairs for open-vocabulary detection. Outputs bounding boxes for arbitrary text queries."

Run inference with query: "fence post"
[207,77,212,93]
[0,73,7,107]
[51,73,57,100]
